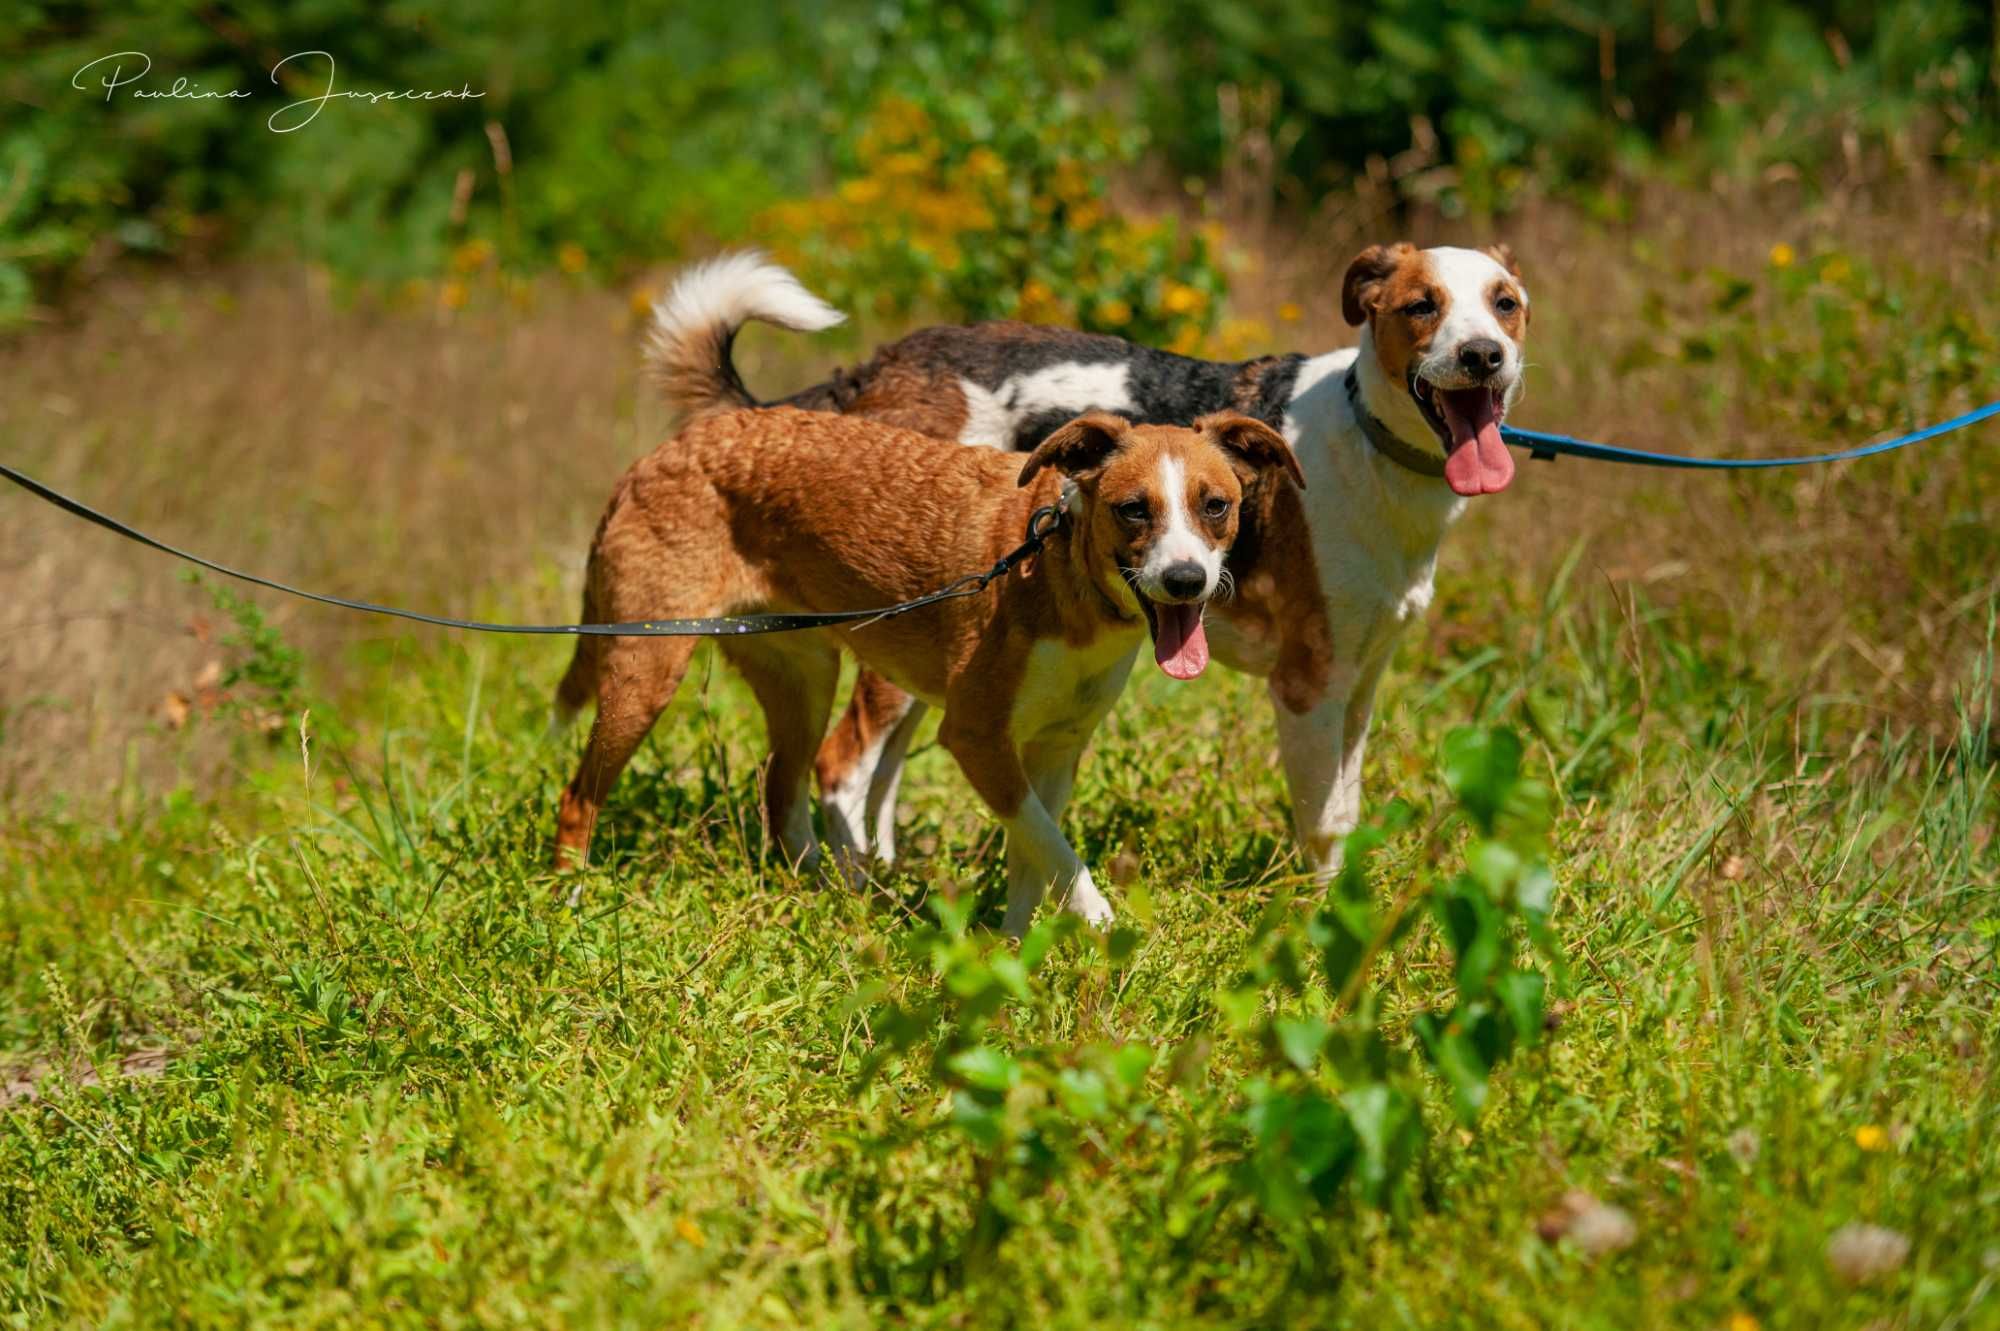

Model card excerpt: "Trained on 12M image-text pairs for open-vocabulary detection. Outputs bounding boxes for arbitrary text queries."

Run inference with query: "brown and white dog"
[553,339,1301,932]
[642,243,1528,879]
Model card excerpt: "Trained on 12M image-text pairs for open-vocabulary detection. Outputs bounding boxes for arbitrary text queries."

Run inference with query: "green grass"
[3,561,1995,1327]
[5,190,2000,1327]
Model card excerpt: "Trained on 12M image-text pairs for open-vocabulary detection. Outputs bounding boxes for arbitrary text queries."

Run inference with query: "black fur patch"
[773,321,1307,449]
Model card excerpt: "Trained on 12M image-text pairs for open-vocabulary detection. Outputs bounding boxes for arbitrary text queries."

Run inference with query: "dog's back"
[643,252,1307,449]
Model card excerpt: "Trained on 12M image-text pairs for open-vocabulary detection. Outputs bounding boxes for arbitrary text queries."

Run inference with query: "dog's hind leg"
[726,637,841,872]
[555,636,700,874]
[862,699,926,864]
[817,672,924,872]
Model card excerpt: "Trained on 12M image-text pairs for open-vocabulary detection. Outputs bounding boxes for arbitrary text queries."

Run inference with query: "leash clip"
[1025,498,1067,545]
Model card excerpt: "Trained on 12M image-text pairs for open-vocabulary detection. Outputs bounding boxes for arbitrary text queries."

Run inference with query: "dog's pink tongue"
[1152,603,1209,680]
[1439,388,1515,496]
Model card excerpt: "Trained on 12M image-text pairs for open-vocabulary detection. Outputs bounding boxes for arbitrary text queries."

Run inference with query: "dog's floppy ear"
[1341,242,1413,327]
[1018,412,1131,486]
[1483,242,1521,277]
[1199,412,1305,490]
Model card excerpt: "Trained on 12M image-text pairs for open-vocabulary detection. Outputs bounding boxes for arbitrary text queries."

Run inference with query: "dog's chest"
[1008,632,1140,746]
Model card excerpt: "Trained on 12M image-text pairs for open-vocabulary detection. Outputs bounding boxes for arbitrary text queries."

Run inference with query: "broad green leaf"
[1314,900,1373,996]
[1342,1084,1420,1202]
[1416,1011,1492,1126]
[947,1044,1019,1092]
[1018,916,1060,972]
[949,1089,1004,1149]
[1516,860,1555,914]
[987,953,1031,1002]
[1057,1067,1110,1120]
[1496,970,1546,1047]
[929,892,976,938]
[1214,983,1263,1031]
[1273,1016,1331,1071]
[1111,1042,1154,1090]
[1443,727,1523,833]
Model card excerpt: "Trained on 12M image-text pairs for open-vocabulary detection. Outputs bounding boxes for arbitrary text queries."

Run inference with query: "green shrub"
[837,724,1559,1283]
[755,1,1228,349]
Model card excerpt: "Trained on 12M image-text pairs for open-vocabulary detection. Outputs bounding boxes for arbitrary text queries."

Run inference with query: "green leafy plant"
[1214,726,1558,1233]
[182,572,306,733]
[840,725,1560,1280]
[757,0,1228,350]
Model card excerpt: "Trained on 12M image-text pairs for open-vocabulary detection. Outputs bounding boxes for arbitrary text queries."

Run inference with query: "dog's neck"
[1350,325,1468,476]
[1289,338,1467,560]
[1030,482,1143,633]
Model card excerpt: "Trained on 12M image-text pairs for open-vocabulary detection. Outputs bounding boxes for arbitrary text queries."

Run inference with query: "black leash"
[1,460,1068,638]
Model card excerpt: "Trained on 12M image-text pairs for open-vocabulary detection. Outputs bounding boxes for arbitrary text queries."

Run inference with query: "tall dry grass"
[3,175,1996,810]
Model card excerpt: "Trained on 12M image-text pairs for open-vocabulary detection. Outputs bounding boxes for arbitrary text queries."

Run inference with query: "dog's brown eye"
[1495,295,1519,313]
[1404,297,1437,317]
[1114,499,1148,524]
[1203,497,1231,520]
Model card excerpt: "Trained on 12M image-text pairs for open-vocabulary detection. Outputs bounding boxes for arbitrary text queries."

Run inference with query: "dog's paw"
[1063,870,1115,928]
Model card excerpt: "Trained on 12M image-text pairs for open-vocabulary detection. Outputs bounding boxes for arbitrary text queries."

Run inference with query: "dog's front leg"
[941,716,1110,936]
[1001,736,1104,932]
[1271,688,1350,879]
[817,676,926,872]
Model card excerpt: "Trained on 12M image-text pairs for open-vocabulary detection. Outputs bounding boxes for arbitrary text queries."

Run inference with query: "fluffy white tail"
[642,251,844,418]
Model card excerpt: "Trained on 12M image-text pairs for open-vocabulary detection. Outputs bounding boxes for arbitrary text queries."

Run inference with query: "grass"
[3,178,1999,1327]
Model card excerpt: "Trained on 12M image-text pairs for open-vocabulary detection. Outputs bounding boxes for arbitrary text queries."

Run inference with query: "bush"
[754,1,1228,350]
[836,725,1560,1286]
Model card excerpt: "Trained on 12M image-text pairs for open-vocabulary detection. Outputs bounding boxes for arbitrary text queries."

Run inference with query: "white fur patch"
[955,362,1138,449]
[1137,455,1222,597]
[958,378,1016,450]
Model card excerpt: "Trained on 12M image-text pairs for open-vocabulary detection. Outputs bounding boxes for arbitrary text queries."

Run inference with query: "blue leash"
[1501,398,2000,469]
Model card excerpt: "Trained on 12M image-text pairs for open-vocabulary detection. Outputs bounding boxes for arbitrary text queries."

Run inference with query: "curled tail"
[643,250,845,419]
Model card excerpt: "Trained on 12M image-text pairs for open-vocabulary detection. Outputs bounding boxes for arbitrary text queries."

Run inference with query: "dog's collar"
[1345,365,1446,480]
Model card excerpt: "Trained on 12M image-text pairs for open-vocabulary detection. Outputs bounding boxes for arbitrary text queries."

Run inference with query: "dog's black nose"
[1160,562,1208,601]
[1458,338,1505,379]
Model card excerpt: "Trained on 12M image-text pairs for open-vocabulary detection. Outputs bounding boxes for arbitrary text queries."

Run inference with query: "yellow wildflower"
[450,238,494,274]
[839,177,885,206]
[439,280,469,311]
[1769,242,1796,269]
[1214,317,1270,359]
[1854,1124,1889,1152]
[1161,281,1206,315]
[675,1216,706,1248]
[1096,298,1132,327]
[879,151,930,179]
[1727,1314,1760,1331]
[1017,279,1064,323]
[963,147,1005,182]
